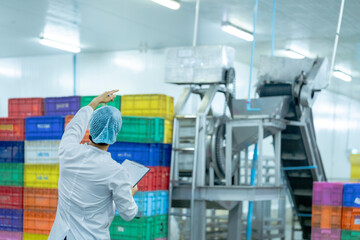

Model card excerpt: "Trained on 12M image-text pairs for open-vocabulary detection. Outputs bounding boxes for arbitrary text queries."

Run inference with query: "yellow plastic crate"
[25,164,59,189]
[164,119,173,144]
[351,164,360,179]
[121,94,174,120]
[350,154,360,165]
[23,233,49,240]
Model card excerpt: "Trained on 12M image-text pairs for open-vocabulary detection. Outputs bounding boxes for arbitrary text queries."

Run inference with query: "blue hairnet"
[89,106,122,145]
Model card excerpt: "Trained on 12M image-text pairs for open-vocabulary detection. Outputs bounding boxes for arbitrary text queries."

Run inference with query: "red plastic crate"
[136,167,170,191]
[158,167,170,190]
[0,118,25,141]
[137,167,159,191]
[0,186,23,209]
[8,98,44,118]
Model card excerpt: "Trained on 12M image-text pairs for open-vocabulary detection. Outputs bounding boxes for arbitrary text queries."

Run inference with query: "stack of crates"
[341,183,360,239]
[108,94,173,240]
[23,96,80,240]
[311,182,344,240]
[0,98,43,239]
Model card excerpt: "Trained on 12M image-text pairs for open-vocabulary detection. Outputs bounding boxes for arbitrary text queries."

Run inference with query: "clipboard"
[121,159,150,187]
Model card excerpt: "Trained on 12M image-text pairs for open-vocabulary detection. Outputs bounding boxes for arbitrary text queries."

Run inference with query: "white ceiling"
[0,0,359,99]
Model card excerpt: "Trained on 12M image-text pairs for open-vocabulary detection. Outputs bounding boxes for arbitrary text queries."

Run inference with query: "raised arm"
[59,90,119,150]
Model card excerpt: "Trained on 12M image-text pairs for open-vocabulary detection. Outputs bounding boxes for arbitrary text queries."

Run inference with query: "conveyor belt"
[259,83,327,240]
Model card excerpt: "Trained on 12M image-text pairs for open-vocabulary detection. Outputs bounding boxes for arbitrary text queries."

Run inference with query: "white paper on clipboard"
[121,159,150,187]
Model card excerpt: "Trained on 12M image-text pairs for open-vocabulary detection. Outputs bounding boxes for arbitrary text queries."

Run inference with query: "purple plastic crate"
[311,228,341,240]
[312,182,344,206]
[343,183,360,207]
[44,96,81,116]
[0,209,23,232]
[0,231,22,240]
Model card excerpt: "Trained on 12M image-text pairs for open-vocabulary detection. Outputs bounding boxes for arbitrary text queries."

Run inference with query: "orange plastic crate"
[311,205,342,229]
[24,188,58,211]
[65,115,90,143]
[342,207,360,231]
[23,210,56,235]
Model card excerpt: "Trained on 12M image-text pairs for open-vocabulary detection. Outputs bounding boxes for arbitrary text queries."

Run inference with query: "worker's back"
[49,105,138,240]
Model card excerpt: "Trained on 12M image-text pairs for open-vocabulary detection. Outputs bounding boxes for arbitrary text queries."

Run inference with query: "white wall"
[0,50,359,181]
[0,54,74,116]
[313,91,360,180]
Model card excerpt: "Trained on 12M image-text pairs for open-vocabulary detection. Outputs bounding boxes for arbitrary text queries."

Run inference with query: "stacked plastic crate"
[0,98,43,240]
[311,182,344,240]
[0,99,33,240]
[108,94,173,240]
[341,183,360,239]
[22,96,80,240]
[349,154,360,179]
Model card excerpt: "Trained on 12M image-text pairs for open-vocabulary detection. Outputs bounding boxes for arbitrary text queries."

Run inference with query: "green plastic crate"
[117,117,164,143]
[80,95,121,110]
[0,163,24,186]
[154,214,168,239]
[110,216,154,240]
[341,230,360,240]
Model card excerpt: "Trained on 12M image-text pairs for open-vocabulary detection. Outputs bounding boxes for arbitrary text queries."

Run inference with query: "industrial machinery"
[166,46,328,240]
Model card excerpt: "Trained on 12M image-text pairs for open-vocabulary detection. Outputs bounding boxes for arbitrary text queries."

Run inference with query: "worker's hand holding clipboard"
[121,160,150,187]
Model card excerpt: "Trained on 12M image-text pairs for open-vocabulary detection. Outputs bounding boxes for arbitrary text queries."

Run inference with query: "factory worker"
[49,90,138,240]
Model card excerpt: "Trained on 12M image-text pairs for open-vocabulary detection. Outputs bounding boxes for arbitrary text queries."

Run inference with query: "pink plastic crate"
[311,228,341,240]
[312,182,344,206]
[0,231,22,240]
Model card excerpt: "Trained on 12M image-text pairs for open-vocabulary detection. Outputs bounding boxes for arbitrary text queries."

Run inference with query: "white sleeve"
[60,106,93,150]
[109,165,138,221]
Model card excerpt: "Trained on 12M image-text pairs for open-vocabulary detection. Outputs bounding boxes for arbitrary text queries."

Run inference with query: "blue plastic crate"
[0,208,23,232]
[108,142,171,167]
[0,141,24,163]
[116,191,157,217]
[343,183,360,207]
[44,96,81,116]
[134,191,157,217]
[156,191,169,215]
[115,191,168,217]
[25,116,64,140]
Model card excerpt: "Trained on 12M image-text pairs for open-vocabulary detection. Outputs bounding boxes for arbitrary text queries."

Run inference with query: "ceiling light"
[151,0,180,10]
[39,37,81,53]
[284,49,305,59]
[333,70,352,82]
[221,22,253,42]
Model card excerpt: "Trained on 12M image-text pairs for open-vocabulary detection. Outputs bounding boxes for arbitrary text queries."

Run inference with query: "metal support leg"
[274,131,281,186]
[279,197,286,240]
[245,147,249,185]
[227,203,243,240]
[226,121,232,186]
[257,121,264,186]
[191,200,206,240]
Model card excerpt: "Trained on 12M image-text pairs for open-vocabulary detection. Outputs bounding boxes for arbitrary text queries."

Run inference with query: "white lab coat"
[49,106,138,240]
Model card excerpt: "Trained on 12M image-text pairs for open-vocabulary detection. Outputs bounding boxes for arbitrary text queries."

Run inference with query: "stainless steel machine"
[166,46,328,240]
